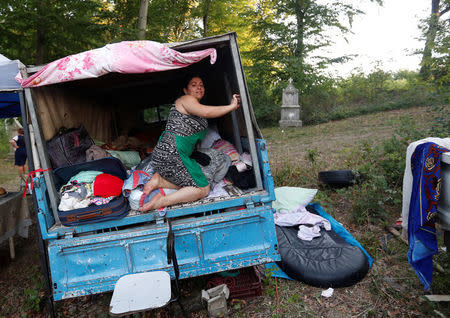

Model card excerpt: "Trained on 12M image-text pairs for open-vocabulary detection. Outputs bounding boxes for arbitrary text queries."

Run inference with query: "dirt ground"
[0,106,449,317]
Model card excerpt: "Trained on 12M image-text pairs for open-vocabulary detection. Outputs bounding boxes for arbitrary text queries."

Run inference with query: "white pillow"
[273,186,318,212]
[200,127,221,149]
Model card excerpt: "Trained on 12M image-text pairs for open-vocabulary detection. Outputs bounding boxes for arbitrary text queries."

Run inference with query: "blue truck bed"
[23,33,280,303]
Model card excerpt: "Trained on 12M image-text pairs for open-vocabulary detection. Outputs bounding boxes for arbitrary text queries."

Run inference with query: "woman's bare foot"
[143,173,161,195]
[138,193,166,212]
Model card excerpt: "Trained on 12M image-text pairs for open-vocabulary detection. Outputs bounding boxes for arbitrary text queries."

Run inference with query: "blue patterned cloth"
[408,142,448,290]
[122,170,159,211]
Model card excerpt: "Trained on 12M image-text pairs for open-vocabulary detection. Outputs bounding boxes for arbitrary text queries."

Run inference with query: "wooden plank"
[9,237,15,259]
[386,226,409,245]
[385,226,445,273]
[424,295,450,302]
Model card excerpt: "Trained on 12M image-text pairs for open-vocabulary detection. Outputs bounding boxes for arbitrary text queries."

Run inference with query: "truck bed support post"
[223,73,243,154]
[229,35,263,190]
[20,72,62,226]
[20,91,56,318]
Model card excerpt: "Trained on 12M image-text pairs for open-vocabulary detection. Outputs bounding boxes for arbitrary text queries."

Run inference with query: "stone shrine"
[279,78,302,128]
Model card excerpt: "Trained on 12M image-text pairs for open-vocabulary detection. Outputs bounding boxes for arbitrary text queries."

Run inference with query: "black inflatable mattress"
[276,206,369,288]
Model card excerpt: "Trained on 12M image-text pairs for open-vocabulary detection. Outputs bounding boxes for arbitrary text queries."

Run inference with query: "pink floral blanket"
[16,41,217,87]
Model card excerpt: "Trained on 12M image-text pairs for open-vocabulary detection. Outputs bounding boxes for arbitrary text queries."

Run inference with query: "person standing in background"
[10,128,27,182]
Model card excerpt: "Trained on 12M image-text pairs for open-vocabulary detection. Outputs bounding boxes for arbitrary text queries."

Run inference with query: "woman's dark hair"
[182,74,205,89]
[18,128,24,135]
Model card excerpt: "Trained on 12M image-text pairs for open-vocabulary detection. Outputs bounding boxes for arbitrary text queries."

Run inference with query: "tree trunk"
[137,0,149,40]
[36,28,45,65]
[294,1,306,62]
[420,0,440,78]
[202,0,211,37]
[36,1,46,64]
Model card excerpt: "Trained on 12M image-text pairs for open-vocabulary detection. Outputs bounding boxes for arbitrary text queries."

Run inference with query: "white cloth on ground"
[401,137,450,240]
[321,288,334,298]
[298,225,322,241]
[274,205,331,241]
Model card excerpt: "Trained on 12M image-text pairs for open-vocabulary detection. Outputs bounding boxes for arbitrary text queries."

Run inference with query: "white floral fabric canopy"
[16,40,217,88]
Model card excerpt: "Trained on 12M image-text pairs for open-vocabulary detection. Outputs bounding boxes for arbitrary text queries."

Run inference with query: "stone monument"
[279,78,302,128]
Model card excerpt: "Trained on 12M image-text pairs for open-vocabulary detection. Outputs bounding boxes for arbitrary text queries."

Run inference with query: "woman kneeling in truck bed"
[139,76,240,212]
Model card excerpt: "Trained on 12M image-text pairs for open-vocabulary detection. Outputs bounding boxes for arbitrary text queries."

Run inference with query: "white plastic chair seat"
[110,271,172,316]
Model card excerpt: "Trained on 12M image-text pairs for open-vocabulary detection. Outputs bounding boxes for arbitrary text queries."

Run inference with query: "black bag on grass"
[275,205,369,288]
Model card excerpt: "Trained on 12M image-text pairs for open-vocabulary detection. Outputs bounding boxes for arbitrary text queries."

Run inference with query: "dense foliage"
[0,120,10,155]
[0,0,447,129]
[419,0,450,83]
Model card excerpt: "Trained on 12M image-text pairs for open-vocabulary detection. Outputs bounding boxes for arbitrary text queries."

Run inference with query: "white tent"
[0,53,24,118]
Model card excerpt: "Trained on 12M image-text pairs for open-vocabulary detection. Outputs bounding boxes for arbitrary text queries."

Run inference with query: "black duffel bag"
[46,125,94,169]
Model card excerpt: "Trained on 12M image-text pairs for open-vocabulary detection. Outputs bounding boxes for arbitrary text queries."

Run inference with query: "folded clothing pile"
[59,171,124,211]
[195,127,256,190]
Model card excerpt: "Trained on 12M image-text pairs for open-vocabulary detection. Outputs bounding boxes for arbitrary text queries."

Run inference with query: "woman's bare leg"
[17,166,26,181]
[139,185,210,211]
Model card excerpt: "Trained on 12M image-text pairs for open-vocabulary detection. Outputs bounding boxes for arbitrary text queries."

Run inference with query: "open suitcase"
[54,157,130,226]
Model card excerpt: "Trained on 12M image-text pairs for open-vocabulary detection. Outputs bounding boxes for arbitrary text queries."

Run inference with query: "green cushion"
[273,186,318,212]
[107,150,141,169]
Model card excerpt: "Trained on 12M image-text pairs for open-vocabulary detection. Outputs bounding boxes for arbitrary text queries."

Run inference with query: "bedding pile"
[56,126,256,213]
[59,171,123,211]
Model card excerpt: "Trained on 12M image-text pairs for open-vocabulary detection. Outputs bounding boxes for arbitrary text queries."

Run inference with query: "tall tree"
[201,0,212,37]
[253,1,367,88]
[419,0,450,79]
[194,0,259,64]
[243,0,382,125]
[137,0,149,40]
[0,0,111,64]
[247,1,386,90]
[144,0,198,43]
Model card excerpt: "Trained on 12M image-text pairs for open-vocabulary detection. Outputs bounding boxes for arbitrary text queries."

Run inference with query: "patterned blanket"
[16,41,216,87]
[408,142,449,290]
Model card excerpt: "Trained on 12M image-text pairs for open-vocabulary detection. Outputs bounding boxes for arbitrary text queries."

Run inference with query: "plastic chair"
[110,219,187,317]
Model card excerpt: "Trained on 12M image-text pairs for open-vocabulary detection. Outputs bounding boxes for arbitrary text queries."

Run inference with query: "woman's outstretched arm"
[177,94,240,118]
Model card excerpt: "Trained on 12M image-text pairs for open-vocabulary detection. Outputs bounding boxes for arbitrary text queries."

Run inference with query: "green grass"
[0,105,448,317]
[262,105,450,316]
[0,155,19,191]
